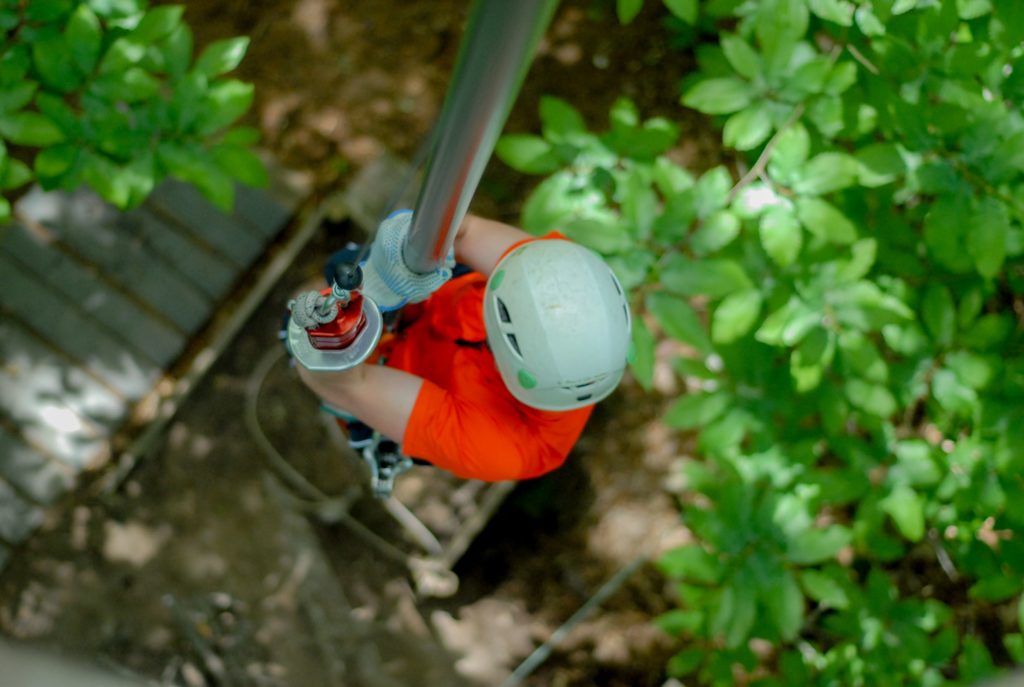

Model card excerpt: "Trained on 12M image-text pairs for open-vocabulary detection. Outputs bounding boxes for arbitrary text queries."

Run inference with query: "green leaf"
[99,37,146,74]
[855,5,886,34]
[617,0,643,23]
[970,577,1023,603]
[1019,593,1024,632]
[945,351,995,390]
[0,112,65,146]
[657,545,722,583]
[712,289,762,344]
[681,78,755,115]
[195,36,249,77]
[0,196,10,223]
[921,283,955,347]
[660,254,753,298]
[968,198,1009,279]
[795,197,858,244]
[0,46,31,85]
[663,0,698,23]
[195,79,255,134]
[799,570,849,609]
[131,5,184,43]
[652,157,694,196]
[26,0,74,22]
[628,317,655,390]
[756,297,819,346]
[845,378,897,417]
[92,66,160,102]
[766,569,804,641]
[880,485,924,541]
[221,126,261,146]
[65,4,102,75]
[824,61,858,95]
[212,143,268,187]
[768,123,810,182]
[787,525,851,564]
[87,0,143,18]
[924,197,972,273]
[522,172,601,232]
[855,143,904,187]
[666,648,704,677]
[760,206,802,266]
[792,152,859,195]
[720,34,761,80]
[161,23,193,81]
[835,237,876,282]
[808,0,854,25]
[791,326,833,391]
[35,144,79,179]
[931,368,977,416]
[0,81,37,113]
[646,291,712,353]
[656,610,704,637]
[539,96,586,143]
[32,36,81,92]
[607,250,654,290]
[562,215,632,253]
[693,165,732,218]
[665,391,732,430]
[0,159,32,191]
[691,209,740,255]
[495,134,560,174]
[157,143,234,211]
[723,103,773,151]
[713,583,756,648]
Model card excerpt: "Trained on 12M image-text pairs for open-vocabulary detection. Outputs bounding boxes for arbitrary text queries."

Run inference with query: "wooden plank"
[122,207,238,300]
[0,426,75,504]
[16,188,214,334]
[0,321,114,472]
[147,179,264,265]
[0,224,186,367]
[0,478,43,543]
[0,253,159,400]
[0,320,124,424]
[235,183,293,239]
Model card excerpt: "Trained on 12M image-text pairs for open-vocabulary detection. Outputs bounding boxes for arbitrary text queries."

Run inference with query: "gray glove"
[361,210,455,312]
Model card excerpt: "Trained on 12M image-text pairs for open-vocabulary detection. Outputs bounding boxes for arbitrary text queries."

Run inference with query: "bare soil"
[0,1,716,685]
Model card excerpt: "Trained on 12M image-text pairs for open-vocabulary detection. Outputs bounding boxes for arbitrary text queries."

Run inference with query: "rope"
[243,345,413,567]
[288,291,337,329]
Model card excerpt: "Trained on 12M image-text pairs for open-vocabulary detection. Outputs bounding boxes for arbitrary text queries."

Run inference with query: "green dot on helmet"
[490,269,506,290]
[517,369,537,389]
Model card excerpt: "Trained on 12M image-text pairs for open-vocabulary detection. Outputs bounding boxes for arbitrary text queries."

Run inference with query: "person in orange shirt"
[295,211,632,482]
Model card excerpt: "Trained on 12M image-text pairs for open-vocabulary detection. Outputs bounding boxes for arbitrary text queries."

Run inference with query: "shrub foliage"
[498,0,1024,684]
[0,0,263,220]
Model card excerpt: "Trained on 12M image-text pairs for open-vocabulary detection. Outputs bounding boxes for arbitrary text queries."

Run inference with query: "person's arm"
[453,214,532,277]
[296,363,422,444]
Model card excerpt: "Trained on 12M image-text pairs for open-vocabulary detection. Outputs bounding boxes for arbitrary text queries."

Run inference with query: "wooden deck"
[0,173,307,567]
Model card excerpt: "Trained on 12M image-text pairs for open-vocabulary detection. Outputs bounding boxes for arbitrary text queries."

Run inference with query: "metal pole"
[403,0,560,274]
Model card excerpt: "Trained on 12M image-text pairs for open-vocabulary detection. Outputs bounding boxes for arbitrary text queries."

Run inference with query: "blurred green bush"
[498,0,1024,683]
[0,0,264,220]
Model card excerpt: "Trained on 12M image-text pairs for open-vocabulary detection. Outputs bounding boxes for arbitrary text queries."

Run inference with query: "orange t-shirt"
[380,238,592,481]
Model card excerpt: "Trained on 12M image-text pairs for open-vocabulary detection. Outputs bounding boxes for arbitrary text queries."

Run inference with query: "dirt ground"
[0,1,715,685]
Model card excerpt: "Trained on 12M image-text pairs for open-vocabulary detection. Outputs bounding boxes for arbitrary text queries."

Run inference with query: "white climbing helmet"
[483,240,632,411]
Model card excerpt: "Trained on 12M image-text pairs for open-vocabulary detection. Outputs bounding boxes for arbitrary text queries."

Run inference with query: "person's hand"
[360,210,454,311]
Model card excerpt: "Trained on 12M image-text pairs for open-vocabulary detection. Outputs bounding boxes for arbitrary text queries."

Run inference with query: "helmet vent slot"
[576,381,595,388]
[497,297,512,324]
[576,393,593,402]
[611,275,623,295]
[506,333,522,357]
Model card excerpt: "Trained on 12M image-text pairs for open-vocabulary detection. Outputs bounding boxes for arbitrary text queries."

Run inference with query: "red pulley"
[306,288,367,351]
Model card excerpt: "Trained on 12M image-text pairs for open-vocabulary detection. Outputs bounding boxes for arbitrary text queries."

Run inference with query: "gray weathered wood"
[0,479,43,543]
[0,320,124,426]
[0,366,108,473]
[122,207,239,301]
[147,179,264,264]
[0,224,186,367]
[0,253,160,400]
[235,182,293,239]
[16,189,214,334]
[0,426,75,504]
